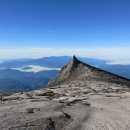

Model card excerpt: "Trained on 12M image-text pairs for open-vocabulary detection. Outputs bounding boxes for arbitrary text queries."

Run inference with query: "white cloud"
[12,65,60,73]
[107,60,130,65]
[0,47,130,64]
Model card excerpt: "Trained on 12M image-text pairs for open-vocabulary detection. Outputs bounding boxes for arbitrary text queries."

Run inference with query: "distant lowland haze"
[0,0,130,64]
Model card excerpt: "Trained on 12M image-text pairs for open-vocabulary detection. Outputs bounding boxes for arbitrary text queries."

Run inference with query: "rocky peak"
[71,55,78,63]
[48,55,82,86]
[67,55,81,71]
[48,56,130,87]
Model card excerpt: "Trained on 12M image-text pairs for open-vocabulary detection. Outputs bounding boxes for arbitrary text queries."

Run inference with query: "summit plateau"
[0,56,130,130]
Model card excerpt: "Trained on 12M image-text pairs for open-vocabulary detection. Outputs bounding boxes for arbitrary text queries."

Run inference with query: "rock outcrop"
[49,55,130,87]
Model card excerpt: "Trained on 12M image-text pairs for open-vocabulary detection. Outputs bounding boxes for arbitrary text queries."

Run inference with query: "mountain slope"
[49,56,130,87]
[1,56,130,130]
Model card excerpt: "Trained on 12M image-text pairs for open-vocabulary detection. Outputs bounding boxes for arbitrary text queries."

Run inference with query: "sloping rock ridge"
[48,55,130,87]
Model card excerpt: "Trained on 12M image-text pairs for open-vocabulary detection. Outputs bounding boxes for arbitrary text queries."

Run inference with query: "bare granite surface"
[0,56,130,130]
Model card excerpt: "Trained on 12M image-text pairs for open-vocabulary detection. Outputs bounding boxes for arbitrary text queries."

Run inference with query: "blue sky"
[0,0,130,60]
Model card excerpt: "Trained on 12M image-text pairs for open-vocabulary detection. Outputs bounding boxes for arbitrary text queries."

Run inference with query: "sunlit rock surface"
[1,56,130,130]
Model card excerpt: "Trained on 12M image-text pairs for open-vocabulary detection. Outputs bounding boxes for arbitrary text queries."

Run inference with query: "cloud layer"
[0,47,130,64]
[12,65,60,73]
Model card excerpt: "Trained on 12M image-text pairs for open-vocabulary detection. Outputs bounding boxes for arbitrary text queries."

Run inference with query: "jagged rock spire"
[73,55,77,60]
[72,55,78,61]
[48,55,81,86]
[68,55,80,70]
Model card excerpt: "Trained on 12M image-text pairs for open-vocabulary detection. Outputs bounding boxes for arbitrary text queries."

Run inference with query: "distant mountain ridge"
[0,56,130,93]
[1,56,130,79]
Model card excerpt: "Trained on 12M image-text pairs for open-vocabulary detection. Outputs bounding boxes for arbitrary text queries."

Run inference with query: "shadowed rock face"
[48,56,130,87]
[48,55,80,86]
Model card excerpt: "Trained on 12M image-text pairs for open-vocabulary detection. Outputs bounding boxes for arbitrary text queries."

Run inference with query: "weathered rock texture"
[49,55,130,87]
[1,56,130,130]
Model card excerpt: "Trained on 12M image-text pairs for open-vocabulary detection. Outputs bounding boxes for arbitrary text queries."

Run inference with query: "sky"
[0,0,130,61]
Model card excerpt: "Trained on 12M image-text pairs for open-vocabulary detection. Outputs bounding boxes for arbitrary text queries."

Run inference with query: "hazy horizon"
[0,0,130,62]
